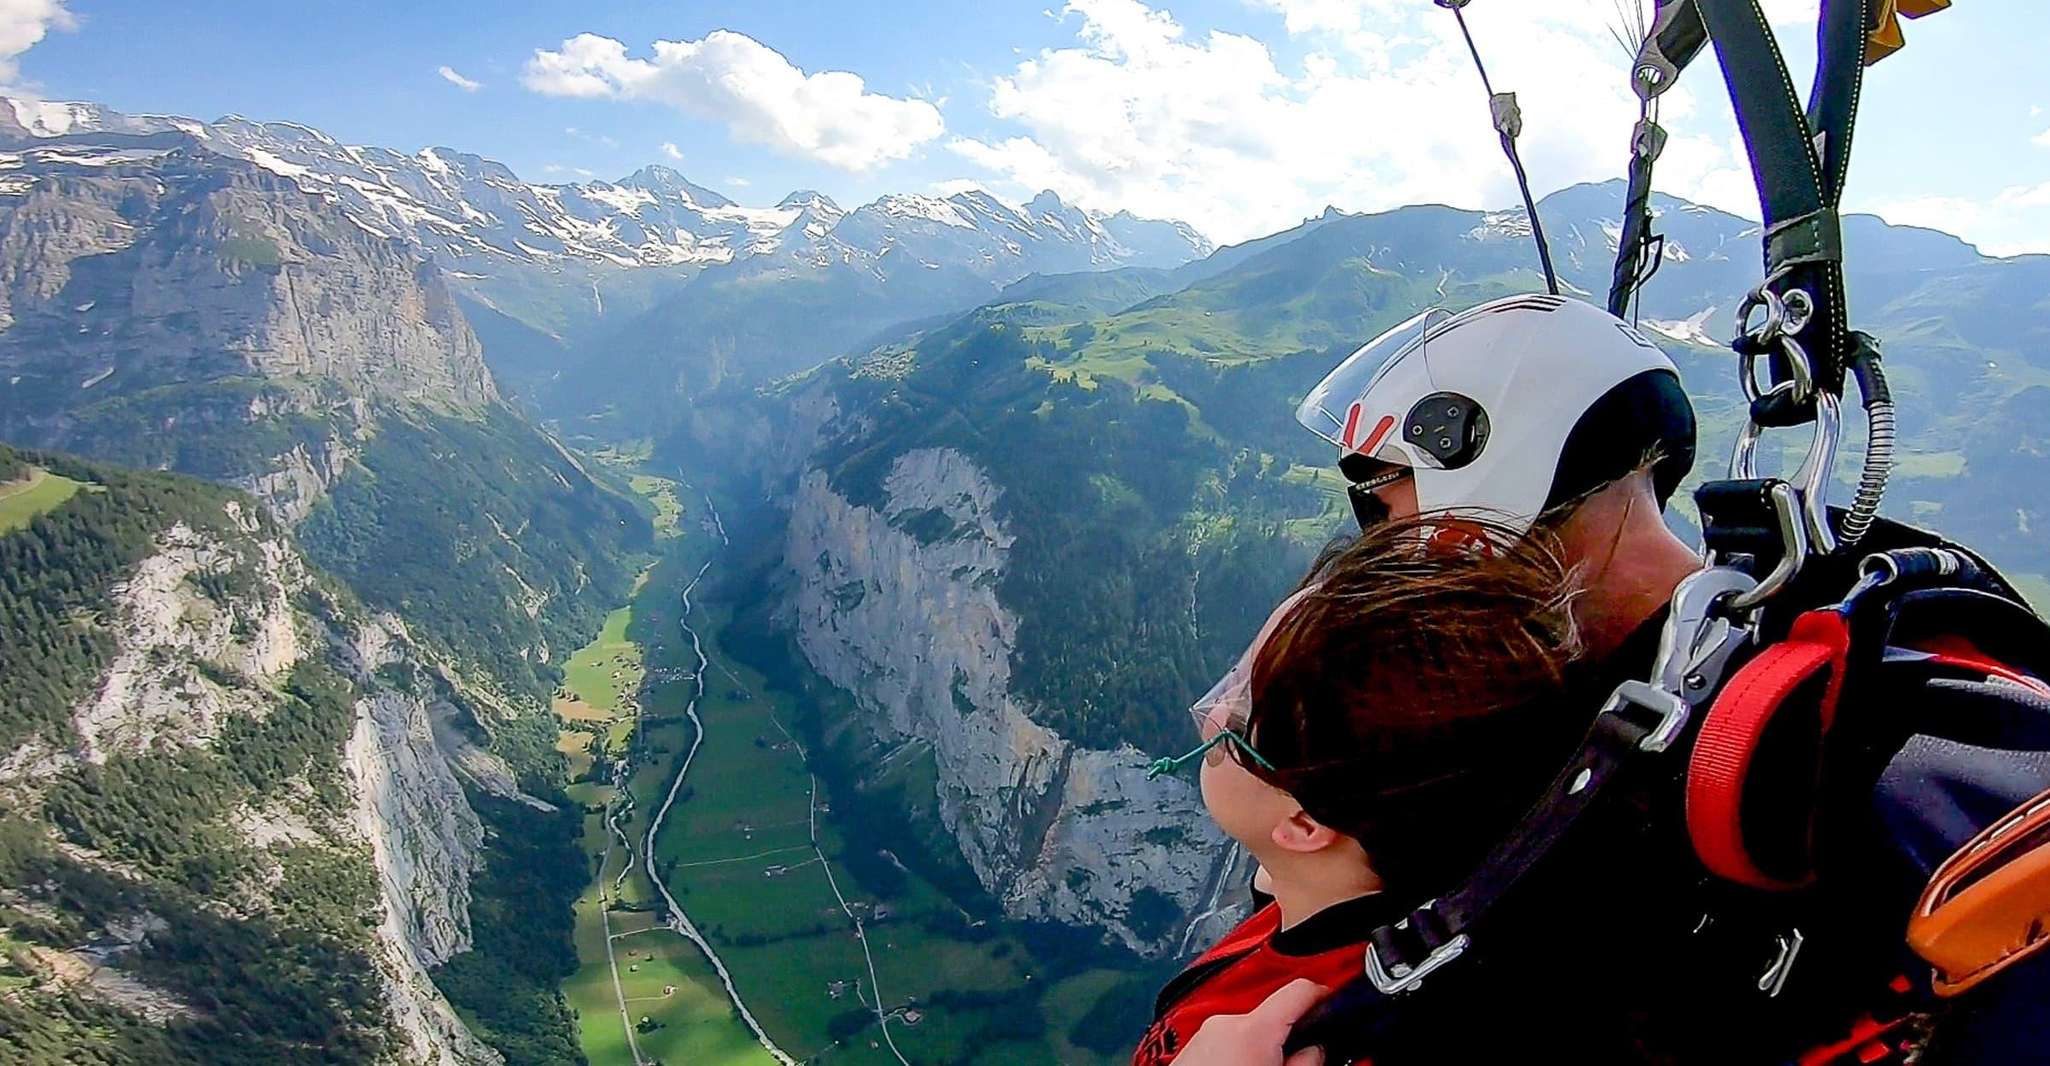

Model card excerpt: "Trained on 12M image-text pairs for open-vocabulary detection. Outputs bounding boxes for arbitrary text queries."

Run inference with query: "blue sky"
[11,0,2050,252]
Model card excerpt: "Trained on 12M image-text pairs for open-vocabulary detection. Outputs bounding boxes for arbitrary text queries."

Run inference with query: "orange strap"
[1908,786,2050,998]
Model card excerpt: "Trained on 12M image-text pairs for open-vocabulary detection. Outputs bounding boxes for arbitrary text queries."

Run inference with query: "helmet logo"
[1344,406,1398,457]
[1405,392,1489,470]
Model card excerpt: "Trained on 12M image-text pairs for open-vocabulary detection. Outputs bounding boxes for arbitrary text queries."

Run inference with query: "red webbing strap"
[1909,633,2050,698]
[1688,610,1853,890]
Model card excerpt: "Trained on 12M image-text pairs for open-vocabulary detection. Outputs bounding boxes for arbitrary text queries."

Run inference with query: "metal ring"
[1739,337,1816,408]
[1781,289,1815,337]
[1736,287,1787,345]
[1730,408,1767,479]
[1728,381,1802,479]
[1728,388,1839,555]
[1778,335,1816,406]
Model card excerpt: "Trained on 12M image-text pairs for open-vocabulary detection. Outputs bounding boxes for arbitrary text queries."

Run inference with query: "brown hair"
[1246,516,1586,895]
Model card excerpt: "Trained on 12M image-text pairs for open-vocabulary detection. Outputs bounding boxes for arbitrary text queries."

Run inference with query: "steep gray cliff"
[0,138,495,481]
[0,490,502,1065]
[783,447,1228,954]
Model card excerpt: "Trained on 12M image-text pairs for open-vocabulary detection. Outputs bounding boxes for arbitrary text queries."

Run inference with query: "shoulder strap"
[1283,567,1760,1057]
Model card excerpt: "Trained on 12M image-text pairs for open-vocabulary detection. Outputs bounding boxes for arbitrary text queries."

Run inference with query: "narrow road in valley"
[603,487,911,1065]
[636,496,802,1066]
[759,709,912,1066]
[596,876,647,1066]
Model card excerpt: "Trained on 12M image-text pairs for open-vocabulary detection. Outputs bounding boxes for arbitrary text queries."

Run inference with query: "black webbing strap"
[1643,0,1710,79]
[1284,686,1676,1057]
[1695,0,1876,397]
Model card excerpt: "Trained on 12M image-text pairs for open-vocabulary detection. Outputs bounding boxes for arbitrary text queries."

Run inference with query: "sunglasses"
[1146,586,1317,782]
[1347,467,1411,531]
[1145,702,1279,780]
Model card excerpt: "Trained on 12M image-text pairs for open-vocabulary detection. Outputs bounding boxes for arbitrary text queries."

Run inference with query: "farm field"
[0,467,85,533]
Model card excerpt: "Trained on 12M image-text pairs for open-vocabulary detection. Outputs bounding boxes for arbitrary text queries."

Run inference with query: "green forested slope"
[0,444,392,1064]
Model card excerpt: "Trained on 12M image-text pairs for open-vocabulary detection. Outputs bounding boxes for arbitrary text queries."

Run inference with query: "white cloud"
[957,0,1745,242]
[564,126,618,149]
[522,30,944,171]
[437,65,482,92]
[661,142,684,161]
[1868,182,2050,257]
[726,175,751,188]
[2035,128,2050,149]
[543,163,596,179]
[0,0,75,85]
[1870,194,1985,237]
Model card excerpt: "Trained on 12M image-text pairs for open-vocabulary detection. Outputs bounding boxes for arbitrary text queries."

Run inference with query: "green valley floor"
[554,472,1150,1066]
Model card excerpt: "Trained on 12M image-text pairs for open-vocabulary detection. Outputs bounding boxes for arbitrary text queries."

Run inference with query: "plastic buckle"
[1364,905,1470,996]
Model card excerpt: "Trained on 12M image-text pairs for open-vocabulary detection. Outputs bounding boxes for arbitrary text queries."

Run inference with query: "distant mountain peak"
[617,165,733,208]
[778,189,841,212]
[0,94,1210,280]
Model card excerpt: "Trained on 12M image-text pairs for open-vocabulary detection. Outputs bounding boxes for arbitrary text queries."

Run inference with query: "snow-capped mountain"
[0,97,1211,278]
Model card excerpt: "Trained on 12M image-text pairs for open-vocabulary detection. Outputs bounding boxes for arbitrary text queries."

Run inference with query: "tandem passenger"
[1133,517,1584,1066]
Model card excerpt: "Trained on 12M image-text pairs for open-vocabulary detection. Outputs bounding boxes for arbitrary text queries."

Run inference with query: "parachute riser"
[1679,0,1925,606]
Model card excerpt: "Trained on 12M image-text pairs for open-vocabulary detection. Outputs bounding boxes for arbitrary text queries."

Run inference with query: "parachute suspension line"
[1612,89,1668,323]
[1436,1,1559,296]
[1609,0,1686,321]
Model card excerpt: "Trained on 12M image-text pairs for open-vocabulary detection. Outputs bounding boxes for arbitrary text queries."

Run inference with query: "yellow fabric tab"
[1866,0,1952,66]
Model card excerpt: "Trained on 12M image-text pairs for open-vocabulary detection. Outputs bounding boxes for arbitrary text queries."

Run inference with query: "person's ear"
[1269,807,1344,854]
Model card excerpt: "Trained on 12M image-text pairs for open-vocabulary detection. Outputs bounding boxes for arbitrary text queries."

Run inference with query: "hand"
[1176,978,1330,1066]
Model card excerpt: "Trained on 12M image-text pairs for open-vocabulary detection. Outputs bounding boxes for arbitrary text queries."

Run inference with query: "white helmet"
[1296,293,1696,532]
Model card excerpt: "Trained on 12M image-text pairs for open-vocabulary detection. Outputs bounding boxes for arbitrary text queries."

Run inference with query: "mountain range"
[3,87,2048,1066]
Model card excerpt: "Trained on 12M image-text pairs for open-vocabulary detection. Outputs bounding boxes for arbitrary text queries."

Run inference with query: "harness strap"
[1283,686,1676,1056]
[1911,634,2050,699]
[1687,610,1853,890]
[1910,785,2050,998]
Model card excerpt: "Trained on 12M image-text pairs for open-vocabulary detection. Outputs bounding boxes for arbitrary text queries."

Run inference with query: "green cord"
[1145,730,1277,780]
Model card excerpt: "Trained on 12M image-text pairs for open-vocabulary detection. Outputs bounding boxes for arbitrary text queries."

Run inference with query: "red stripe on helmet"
[1357,415,1397,457]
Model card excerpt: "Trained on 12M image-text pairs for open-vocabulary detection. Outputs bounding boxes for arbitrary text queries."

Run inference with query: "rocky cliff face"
[0,489,502,1065]
[783,447,1229,954]
[0,138,495,442]
[0,121,648,723]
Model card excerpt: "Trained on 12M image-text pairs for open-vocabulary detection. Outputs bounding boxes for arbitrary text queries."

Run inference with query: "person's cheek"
[1198,753,1224,819]
[1384,477,1420,523]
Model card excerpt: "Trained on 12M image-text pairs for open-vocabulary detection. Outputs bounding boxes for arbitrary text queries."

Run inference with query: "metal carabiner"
[1649,567,1759,707]
[1790,391,1841,556]
[1736,287,1788,346]
[1726,481,1813,614]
